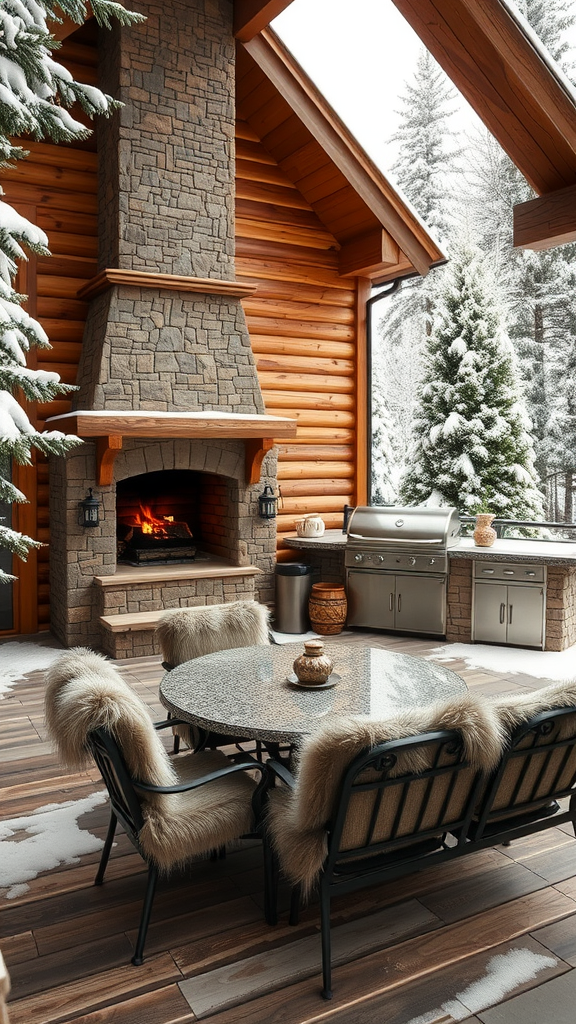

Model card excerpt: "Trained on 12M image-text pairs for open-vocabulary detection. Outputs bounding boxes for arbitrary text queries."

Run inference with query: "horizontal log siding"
[0,35,97,633]
[236,120,361,552]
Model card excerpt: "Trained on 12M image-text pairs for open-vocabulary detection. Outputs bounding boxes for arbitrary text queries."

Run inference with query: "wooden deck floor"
[2,631,576,1024]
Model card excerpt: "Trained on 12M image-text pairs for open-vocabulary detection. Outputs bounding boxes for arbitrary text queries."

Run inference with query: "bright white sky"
[273,0,484,175]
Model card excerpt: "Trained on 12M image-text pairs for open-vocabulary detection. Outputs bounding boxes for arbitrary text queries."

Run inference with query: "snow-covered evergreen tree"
[399,242,543,519]
[373,48,461,497]
[0,0,143,582]
[371,371,398,504]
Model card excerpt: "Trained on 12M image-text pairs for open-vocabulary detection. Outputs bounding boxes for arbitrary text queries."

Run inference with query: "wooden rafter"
[242,30,441,277]
[234,1,294,42]
[390,0,576,196]
[514,183,576,251]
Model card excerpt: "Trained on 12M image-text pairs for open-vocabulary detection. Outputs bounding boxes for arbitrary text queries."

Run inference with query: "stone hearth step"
[100,611,164,633]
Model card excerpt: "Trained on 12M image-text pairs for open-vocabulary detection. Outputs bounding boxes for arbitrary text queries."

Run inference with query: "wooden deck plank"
[2,633,576,1023]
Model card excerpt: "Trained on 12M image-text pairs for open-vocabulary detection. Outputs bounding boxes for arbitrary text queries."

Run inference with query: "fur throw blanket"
[45,648,256,870]
[155,600,270,667]
[267,693,505,895]
[489,679,576,736]
[45,647,177,788]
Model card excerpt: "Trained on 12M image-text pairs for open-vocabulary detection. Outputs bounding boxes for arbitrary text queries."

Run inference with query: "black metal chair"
[155,601,270,755]
[263,728,486,999]
[44,647,267,966]
[89,722,267,964]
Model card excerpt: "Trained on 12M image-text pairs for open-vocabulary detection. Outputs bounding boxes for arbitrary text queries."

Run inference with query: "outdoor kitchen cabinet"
[346,570,446,636]
[472,562,546,649]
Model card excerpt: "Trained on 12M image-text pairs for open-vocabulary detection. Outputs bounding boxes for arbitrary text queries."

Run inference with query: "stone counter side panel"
[545,566,576,652]
[445,559,473,643]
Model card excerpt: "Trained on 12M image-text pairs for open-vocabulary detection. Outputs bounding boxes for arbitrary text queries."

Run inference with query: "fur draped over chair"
[154,600,271,668]
[266,693,505,896]
[45,648,257,872]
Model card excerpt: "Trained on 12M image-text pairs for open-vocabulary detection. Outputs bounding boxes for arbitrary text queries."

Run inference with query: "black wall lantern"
[258,485,278,520]
[79,488,101,527]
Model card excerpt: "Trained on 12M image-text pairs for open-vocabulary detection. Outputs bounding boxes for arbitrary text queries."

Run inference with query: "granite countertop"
[283,531,576,565]
[282,529,347,550]
[450,537,576,566]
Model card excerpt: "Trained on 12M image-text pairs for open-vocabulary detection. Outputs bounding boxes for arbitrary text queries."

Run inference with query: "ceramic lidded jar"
[473,513,497,547]
[293,640,334,685]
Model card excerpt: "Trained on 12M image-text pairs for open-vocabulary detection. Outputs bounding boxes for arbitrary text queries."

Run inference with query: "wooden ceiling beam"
[50,15,80,41]
[234,1,295,42]
[390,0,576,195]
[514,183,576,251]
[339,229,399,278]
[242,30,438,276]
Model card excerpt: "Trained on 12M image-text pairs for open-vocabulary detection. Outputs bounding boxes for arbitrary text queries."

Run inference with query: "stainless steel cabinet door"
[395,573,446,635]
[507,585,544,648]
[346,570,395,629]
[473,583,507,644]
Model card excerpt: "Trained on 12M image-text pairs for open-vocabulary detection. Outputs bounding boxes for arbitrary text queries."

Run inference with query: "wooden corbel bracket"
[96,435,123,486]
[245,438,275,485]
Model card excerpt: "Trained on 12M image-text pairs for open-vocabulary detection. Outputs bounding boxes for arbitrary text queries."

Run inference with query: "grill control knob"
[354,553,363,562]
[429,558,436,565]
[409,556,416,566]
[377,555,385,563]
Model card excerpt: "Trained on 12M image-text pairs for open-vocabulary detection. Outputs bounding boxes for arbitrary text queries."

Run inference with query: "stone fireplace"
[46,0,296,657]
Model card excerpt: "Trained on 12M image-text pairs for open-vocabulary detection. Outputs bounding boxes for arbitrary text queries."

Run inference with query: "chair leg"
[263,835,278,926]
[320,878,333,999]
[94,810,117,886]
[289,884,301,926]
[131,863,158,966]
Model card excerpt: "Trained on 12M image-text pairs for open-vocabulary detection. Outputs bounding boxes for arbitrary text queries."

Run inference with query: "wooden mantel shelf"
[77,268,258,301]
[45,410,297,486]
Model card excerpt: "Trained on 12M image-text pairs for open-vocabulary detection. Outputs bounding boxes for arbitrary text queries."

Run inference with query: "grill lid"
[347,506,461,548]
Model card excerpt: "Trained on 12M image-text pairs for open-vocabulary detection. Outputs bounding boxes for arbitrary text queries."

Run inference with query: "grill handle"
[347,534,446,544]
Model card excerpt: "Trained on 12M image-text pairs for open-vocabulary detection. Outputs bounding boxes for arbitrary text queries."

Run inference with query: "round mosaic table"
[159,643,467,747]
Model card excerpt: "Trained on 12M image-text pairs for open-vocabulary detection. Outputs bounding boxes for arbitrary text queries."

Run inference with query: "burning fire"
[128,505,178,539]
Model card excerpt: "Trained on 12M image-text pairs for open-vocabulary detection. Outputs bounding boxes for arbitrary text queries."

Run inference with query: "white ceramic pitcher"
[295,514,325,538]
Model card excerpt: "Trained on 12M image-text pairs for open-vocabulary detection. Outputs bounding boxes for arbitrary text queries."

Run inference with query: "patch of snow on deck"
[430,641,576,680]
[405,947,558,1023]
[0,791,107,898]
[0,640,63,696]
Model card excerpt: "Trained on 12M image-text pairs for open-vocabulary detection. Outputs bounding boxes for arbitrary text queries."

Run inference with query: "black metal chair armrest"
[266,759,297,789]
[154,718,187,731]
[132,754,266,795]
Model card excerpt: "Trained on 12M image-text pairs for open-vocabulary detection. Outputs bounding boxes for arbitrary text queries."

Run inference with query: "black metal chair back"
[472,706,576,840]
[88,728,146,854]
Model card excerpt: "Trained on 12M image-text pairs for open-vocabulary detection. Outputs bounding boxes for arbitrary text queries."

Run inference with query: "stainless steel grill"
[345,506,461,635]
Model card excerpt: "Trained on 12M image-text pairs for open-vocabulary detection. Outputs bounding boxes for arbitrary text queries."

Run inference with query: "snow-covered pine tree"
[372,48,461,496]
[370,369,398,504]
[0,0,144,582]
[399,241,543,520]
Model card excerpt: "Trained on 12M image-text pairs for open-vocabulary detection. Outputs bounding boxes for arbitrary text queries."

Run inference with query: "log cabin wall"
[1,32,98,634]
[235,119,365,555]
[0,30,366,634]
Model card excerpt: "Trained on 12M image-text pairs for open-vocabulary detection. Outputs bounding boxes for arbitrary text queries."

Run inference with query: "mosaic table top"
[159,643,467,745]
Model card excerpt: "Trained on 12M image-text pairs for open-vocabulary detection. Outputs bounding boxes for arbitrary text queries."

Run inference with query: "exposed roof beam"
[242,30,437,276]
[339,229,399,278]
[234,1,294,42]
[50,15,79,41]
[514,183,576,251]
[390,0,576,195]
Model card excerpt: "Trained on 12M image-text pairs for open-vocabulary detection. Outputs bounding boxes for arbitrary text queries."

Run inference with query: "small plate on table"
[286,672,340,690]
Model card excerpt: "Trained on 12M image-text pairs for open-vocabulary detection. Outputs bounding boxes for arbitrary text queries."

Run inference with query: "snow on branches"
[0,0,143,582]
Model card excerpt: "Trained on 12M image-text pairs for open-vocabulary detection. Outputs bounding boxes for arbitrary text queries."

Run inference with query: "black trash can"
[274,563,314,634]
